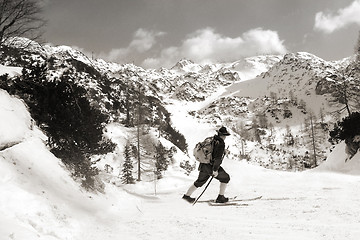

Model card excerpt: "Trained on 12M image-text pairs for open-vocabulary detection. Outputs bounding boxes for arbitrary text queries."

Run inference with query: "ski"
[208,202,249,206]
[197,196,236,203]
[198,195,262,203]
[230,195,262,202]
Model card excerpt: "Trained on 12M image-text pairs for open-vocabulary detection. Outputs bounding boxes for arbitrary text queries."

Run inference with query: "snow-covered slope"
[2,41,360,239]
[1,41,355,171]
[0,89,33,149]
[316,142,360,175]
[0,85,142,239]
[1,74,360,239]
[224,52,340,110]
[1,38,281,102]
[0,65,22,77]
[191,51,357,169]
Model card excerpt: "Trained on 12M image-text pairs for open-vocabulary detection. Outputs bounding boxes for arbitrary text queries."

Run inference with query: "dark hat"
[217,126,230,136]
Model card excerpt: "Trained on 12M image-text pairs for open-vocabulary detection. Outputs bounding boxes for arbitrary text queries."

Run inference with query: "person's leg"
[193,164,212,188]
[185,184,197,196]
[215,166,230,185]
[183,166,211,203]
[219,182,227,195]
[215,167,230,203]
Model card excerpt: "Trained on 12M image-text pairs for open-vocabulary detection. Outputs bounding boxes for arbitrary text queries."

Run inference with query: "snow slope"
[1,65,360,240]
[0,88,140,239]
[0,65,22,77]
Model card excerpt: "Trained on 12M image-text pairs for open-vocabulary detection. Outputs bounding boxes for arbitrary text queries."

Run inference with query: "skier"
[183,126,231,203]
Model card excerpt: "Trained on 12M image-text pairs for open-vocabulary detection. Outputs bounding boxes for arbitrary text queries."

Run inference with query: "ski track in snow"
[101,164,360,240]
[107,166,360,240]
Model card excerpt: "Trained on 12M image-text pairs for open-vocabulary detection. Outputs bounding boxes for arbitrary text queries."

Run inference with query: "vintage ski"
[230,195,262,202]
[208,202,249,206]
[198,195,262,203]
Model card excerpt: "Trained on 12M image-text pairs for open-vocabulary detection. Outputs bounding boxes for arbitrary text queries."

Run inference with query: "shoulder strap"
[212,136,219,146]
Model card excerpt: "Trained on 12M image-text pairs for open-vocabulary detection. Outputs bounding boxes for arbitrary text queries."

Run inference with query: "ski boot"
[215,195,229,203]
[182,194,195,203]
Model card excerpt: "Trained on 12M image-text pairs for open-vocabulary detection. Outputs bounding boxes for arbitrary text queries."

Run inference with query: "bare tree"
[332,67,360,116]
[304,112,323,167]
[309,113,317,166]
[326,32,360,116]
[355,30,360,63]
[0,0,46,47]
[332,76,352,116]
[136,82,143,181]
[234,120,251,155]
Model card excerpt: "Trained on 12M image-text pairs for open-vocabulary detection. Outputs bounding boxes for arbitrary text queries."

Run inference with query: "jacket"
[211,134,225,171]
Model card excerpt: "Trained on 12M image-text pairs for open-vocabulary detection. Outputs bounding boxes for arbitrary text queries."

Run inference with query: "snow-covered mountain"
[189,51,360,169]
[1,38,358,171]
[1,35,360,239]
[0,38,281,101]
[1,62,360,239]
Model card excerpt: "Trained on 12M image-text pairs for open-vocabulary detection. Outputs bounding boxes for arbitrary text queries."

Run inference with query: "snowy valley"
[1,39,360,240]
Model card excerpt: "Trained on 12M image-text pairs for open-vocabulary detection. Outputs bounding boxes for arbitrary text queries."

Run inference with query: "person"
[183,126,231,203]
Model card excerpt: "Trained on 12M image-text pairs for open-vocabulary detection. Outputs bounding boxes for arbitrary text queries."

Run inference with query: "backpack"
[193,136,215,163]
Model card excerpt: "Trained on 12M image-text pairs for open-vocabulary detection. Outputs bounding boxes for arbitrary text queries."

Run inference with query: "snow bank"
[315,142,360,175]
[0,84,141,239]
[343,151,360,174]
[0,135,140,239]
[0,89,33,149]
[0,64,22,77]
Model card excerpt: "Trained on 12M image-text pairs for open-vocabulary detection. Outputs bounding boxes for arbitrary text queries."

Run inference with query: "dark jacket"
[211,134,225,171]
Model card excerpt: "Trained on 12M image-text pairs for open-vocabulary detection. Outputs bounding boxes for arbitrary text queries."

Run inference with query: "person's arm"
[212,141,225,172]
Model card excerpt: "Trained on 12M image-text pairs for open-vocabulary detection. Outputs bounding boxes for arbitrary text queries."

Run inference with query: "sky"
[42,0,360,69]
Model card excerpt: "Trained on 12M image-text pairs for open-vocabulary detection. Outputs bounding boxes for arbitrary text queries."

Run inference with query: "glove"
[212,171,218,177]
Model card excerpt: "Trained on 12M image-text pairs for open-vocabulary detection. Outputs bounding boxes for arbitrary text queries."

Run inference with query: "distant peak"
[171,59,195,69]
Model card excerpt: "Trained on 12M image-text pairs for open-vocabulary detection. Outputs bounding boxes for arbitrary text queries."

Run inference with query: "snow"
[1,64,360,240]
[0,89,33,147]
[0,64,22,77]
[316,142,360,175]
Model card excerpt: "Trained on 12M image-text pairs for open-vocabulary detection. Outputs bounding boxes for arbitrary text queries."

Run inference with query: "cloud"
[314,0,360,33]
[129,28,165,52]
[100,28,165,62]
[142,28,287,68]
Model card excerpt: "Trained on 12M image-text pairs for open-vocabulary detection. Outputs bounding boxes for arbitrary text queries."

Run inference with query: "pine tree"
[251,117,262,143]
[257,112,268,128]
[2,63,116,190]
[330,112,360,160]
[121,142,135,184]
[284,125,295,146]
[330,112,360,143]
[154,141,169,179]
[180,160,195,176]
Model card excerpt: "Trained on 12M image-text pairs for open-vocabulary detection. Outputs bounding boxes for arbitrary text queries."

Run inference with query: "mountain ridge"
[1,38,358,173]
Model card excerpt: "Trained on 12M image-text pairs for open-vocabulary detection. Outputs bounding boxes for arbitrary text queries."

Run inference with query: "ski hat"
[217,126,230,136]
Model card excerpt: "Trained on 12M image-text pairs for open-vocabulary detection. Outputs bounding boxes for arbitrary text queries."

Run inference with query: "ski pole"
[192,176,214,206]
[193,145,227,205]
